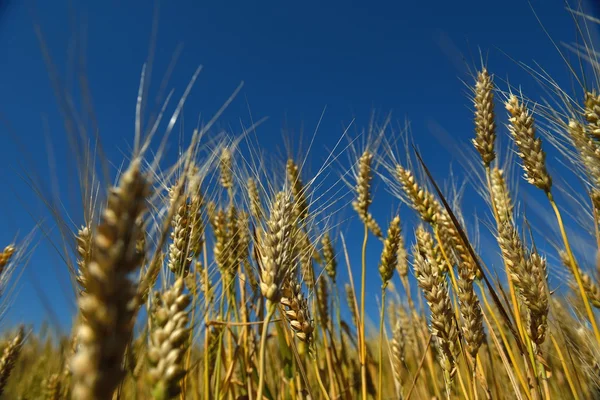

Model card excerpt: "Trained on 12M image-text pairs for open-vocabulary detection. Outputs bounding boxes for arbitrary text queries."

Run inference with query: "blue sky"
[0,0,598,332]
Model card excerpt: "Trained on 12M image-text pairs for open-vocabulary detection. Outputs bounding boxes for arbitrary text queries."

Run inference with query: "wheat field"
[3,3,600,400]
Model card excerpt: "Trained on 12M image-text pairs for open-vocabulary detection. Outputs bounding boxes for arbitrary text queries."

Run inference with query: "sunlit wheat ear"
[71,160,150,400]
[390,318,405,391]
[287,159,309,221]
[395,227,409,281]
[413,227,458,385]
[585,90,600,140]
[247,178,264,221]
[226,204,241,270]
[321,233,337,282]
[490,167,514,225]
[237,210,257,290]
[297,230,316,290]
[472,68,497,166]
[0,246,15,275]
[436,210,481,278]
[44,373,62,400]
[415,226,442,272]
[345,283,358,328]
[281,277,315,346]
[567,119,600,192]
[259,191,295,306]
[352,150,383,238]
[219,147,234,190]
[187,166,205,261]
[167,186,192,277]
[0,326,24,396]
[559,250,600,308]
[506,94,552,192]
[211,208,228,272]
[379,216,401,288]
[316,276,329,326]
[524,252,549,346]
[75,227,92,291]
[147,278,191,400]
[456,252,484,361]
[497,222,548,346]
[395,165,440,224]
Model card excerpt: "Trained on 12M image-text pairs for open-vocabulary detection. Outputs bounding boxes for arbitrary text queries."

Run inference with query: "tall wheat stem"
[378,289,387,400]
[547,193,600,344]
[256,303,276,400]
[484,167,528,345]
[359,223,368,400]
[478,282,532,400]
[549,334,580,400]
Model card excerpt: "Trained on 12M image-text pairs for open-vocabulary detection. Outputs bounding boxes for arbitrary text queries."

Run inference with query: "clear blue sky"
[0,0,598,332]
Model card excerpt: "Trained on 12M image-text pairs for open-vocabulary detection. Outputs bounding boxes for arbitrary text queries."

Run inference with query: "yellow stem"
[378,289,387,400]
[360,223,368,400]
[256,303,276,400]
[479,283,532,400]
[548,193,600,345]
[550,334,580,400]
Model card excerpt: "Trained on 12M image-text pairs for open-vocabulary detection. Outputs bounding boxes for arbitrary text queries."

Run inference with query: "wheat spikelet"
[345,283,358,328]
[298,230,316,290]
[456,255,484,360]
[0,326,24,396]
[379,216,401,288]
[258,191,294,305]
[44,373,61,400]
[226,205,241,273]
[390,318,404,389]
[316,277,329,327]
[287,159,309,221]
[413,227,458,382]
[524,251,549,345]
[76,227,92,291]
[71,161,149,400]
[472,68,497,166]
[585,90,600,140]
[559,251,600,308]
[415,226,442,272]
[167,187,192,277]
[0,245,15,274]
[353,151,382,237]
[212,209,233,290]
[147,278,191,399]
[497,222,548,345]
[219,147,233,190]
[395,227,408,280]
[321,233,337,282]
[187,169,205,260]
[365,213,383,239]
[247,178,264,221]
[506,94,552,192]
[436,211,481,278]
[281,277,314,345]
[395,166,439,224]
[490,168,514,225]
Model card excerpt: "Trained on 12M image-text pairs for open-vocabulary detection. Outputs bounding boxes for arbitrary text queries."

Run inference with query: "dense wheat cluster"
[5,6,600,400]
